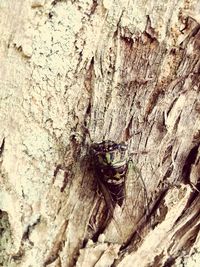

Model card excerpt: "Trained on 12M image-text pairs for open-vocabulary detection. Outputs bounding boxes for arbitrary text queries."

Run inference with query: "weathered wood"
[0,0,199,266]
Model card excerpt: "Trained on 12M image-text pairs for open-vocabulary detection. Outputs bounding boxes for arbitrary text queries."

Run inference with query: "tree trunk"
[0,0,199,266]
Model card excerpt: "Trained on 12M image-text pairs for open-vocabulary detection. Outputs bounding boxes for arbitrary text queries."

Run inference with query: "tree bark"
[0,0,199,267]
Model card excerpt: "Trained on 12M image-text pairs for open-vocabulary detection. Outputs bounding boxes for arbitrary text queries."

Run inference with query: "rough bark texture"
[0,0,200,267]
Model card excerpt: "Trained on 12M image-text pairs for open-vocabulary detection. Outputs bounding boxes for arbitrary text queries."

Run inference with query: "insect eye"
[120,142,127,151]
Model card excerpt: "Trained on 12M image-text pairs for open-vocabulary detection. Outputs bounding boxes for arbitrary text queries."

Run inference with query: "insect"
[90,140,129,207]
[89,140,149,243]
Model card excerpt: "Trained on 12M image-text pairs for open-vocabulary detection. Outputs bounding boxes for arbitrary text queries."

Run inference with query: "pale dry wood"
[0,0,200,267]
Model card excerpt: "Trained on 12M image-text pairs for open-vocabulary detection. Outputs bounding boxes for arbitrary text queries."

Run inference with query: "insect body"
[90,140,129,207]
[89,140,150,243]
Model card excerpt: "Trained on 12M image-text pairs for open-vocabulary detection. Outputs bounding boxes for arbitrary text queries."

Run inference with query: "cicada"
[90,140,129,207]
[90,140,149,243]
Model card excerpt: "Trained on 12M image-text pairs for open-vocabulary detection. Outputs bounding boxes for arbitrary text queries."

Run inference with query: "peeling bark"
[0,0,200,266]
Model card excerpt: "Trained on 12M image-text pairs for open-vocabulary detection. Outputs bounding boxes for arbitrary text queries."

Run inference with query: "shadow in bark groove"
[182,143,199,184]
[0,138,5,157]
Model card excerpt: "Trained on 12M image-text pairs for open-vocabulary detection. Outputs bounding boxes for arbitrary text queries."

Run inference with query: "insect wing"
[99,160,149,244]
[123,160,149,225]
[89,141,149,243]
